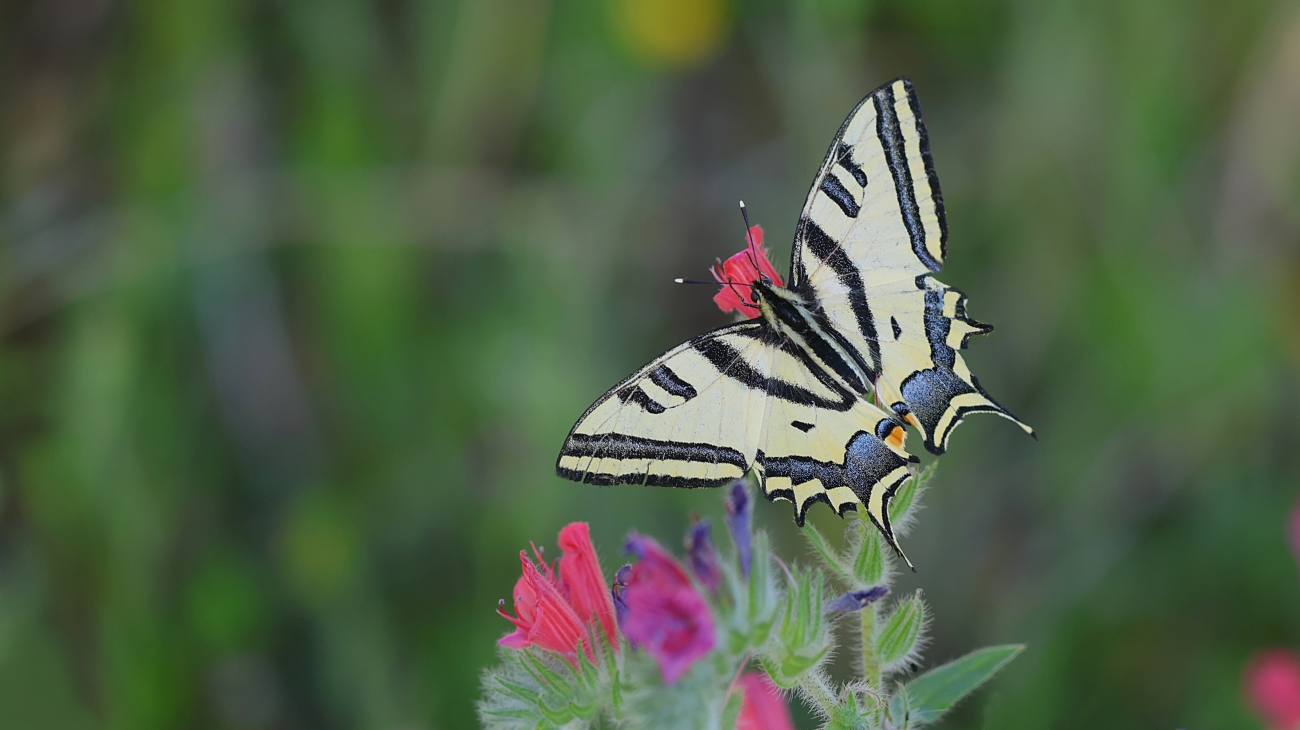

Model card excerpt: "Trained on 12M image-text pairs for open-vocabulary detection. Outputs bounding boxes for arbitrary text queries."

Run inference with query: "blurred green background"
[2,0,1299,728]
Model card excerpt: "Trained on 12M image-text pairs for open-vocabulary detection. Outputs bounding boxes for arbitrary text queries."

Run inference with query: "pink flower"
[497,523,616,662]
[710,225,784,315]
[735,672,796,730]
[622,534,716,684]
[1244,649,1300,730]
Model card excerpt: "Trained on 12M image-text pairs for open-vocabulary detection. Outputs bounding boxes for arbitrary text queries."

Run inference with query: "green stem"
[797,672,837,713]
[861,603,881,690]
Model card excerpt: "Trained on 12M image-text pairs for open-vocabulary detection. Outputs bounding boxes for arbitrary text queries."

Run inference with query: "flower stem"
[797,671,837,712]
[861,602,881,690]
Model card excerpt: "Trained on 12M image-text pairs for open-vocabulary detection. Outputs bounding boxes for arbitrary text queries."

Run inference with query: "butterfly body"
[556,78,1034,563]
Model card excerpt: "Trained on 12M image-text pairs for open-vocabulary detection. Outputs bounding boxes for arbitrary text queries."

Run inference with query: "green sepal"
[758,656,798,690]
[876,593,925,669]
[492,674,543,705]
[721,686,745,730]
[779,645,830,680]
[888,464,934,536]
[535,694,575,726]
[802,522,851,581]
[851,523,885,587]
[900,644,1024,725]
[520,651,573,696]
[601,636,623,714]
[747,531,776,646]
[575,641,600,690]
[825,691,873,730]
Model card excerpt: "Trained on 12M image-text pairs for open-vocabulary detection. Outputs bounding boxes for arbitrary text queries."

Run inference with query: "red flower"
[558,522,619,646]
[735,672,796,730]
[1244,649,1300,730]
[710,225,784,315]
[497,523,616,662]
[622,534,716,684]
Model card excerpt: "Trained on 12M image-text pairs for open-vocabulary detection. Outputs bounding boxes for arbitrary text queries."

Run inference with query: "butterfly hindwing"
[791,77,1033,453]
[753,340,915,540]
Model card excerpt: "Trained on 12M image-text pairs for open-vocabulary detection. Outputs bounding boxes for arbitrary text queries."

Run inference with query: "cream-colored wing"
[870,276,1032,453]
[811,275,1034,454]
[557,322,775,489]
[789,77,1032,453]
[752,337,917,562]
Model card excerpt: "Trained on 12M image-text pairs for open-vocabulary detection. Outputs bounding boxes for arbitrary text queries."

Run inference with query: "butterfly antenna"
[675,278,755,287]
[738,201,764,276]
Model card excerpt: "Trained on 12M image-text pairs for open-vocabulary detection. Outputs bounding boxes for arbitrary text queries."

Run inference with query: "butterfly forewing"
[791,77,1033,453]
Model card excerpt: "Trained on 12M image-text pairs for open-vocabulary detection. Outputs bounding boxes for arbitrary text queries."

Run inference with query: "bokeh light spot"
[612,0,730,70]
[186,551,264,653]
[280,493,359,602]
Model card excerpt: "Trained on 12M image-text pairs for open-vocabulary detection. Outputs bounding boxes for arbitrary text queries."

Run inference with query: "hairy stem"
[797,671,837,713]
[861,602,881,690]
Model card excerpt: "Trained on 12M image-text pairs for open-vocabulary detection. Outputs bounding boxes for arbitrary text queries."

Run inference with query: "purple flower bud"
[825,586,889,618]
[724,480,753,577]
[686,519,722,592]
[611,564,632,629]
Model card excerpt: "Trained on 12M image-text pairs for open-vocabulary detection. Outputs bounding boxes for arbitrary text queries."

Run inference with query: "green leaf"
[887,685,910,729]
[747,531,776,645]
[802,523,851,581]
[721,687,744,730]
[876,594,925,669]
[902,644,1024,725]
[851,524,885,586]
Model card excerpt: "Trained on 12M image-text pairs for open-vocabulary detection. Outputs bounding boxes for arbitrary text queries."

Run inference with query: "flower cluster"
[480,234,1022,729]
[478,467,1023,730]
[496,523,617,662]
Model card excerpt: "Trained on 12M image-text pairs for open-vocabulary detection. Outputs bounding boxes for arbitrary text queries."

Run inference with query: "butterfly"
[555,78,1034,565]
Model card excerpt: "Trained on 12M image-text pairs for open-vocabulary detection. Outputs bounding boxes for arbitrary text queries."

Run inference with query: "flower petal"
[1245,649,1300,730]
[735,672,795,730]
[621,534,716,684]
[725,480,753,577]
[825,586,889,618]
[686,519,722,592]
[558,522,619,648]
[710,226,783,315]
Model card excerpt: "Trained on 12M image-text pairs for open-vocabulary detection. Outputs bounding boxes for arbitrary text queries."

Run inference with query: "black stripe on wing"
[758,429,913,567]
[712,326,858,411]
[904,81,948,262]
[558,433,746,488]
[796,220,882,377]
[873,83,942,273]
